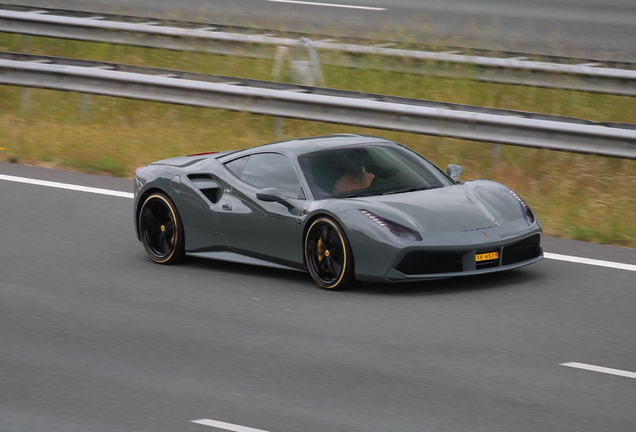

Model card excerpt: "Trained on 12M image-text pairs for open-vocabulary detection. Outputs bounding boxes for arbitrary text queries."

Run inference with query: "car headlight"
[509,190,535,226]
[359,209,423,241]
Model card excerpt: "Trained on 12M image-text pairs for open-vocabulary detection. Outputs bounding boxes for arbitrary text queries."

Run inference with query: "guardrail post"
[271,39,325,138]
[491,143,501,166]
[272,46,290,139]
[80,94,91,121]
[19,35,32,112]
[20,88,30,111]
[289,38,324,86]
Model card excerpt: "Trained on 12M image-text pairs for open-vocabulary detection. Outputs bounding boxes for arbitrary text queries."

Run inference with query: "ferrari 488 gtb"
[134,134,542,289]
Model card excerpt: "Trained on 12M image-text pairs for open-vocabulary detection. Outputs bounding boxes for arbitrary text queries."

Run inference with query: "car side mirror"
[256,187,298,212]
[446,164,463,182]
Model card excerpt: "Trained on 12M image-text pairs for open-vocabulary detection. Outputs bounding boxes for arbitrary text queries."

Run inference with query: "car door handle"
[222,204,232,211]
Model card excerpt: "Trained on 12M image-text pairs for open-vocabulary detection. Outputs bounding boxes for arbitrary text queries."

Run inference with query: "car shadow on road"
[182,255,312,281]
[182,255,543,297]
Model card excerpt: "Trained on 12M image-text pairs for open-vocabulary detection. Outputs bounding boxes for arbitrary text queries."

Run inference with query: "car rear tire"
[305,217,355,290]
[139,193,185,264]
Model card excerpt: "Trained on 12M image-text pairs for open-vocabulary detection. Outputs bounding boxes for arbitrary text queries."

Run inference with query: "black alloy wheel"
[139,193,185,264]
[305,217,355,290]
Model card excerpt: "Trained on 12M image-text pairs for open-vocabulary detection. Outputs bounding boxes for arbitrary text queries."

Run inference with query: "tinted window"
[235,153,305,199]
[298,143,453,199]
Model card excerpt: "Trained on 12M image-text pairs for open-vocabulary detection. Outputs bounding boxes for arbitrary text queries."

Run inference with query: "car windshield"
[298,143,454,200]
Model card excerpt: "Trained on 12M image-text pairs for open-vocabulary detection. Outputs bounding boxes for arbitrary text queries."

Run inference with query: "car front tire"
[305,217,355,290]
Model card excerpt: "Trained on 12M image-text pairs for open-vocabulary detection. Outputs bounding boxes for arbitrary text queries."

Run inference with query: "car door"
[216,152,307,266]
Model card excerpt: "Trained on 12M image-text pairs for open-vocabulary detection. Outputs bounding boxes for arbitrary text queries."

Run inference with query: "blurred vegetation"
[0,34,635,247]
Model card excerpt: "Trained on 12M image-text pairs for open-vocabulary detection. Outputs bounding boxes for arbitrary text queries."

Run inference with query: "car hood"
[348,180,522,233]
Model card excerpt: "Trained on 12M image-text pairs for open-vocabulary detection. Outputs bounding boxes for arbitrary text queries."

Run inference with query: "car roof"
[217,134,394,160]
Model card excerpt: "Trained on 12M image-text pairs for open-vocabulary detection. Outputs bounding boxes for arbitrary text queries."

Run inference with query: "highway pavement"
[1,162,635,432]
[5,0,636,61]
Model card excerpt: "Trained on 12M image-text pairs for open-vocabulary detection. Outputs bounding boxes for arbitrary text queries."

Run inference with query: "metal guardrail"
[1,52,635,159]
[1,4,636,96]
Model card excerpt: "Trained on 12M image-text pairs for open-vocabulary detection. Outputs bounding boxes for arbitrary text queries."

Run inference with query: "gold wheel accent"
[305,217,354,290]
[139,193,184,264]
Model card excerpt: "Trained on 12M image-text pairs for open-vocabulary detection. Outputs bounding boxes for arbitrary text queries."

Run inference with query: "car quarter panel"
[135,158,230,252]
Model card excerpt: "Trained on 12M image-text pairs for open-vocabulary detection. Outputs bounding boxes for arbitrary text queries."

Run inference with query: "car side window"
[225,156,249,178]
[231,153,305,199]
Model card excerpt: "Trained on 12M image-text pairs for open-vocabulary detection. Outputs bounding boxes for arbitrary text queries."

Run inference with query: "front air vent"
[396,252,463,275]
[502,234,541,266]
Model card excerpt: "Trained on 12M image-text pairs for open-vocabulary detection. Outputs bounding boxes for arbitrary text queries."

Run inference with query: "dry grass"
[1,34,635,248]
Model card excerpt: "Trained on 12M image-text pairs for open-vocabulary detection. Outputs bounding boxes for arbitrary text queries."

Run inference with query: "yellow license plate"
[476,251,499,262]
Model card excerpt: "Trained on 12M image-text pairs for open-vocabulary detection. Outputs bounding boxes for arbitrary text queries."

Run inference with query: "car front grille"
[395,234,541,276]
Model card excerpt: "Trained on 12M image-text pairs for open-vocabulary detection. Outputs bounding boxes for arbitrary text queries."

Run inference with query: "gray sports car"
[134,134,542,289]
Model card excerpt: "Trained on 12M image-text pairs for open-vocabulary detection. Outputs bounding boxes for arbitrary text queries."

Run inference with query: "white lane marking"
[191,419,271,432]
[266,0,387,11]
[544,252,636,272]
[0,174,133,199]
[561,362,636,380]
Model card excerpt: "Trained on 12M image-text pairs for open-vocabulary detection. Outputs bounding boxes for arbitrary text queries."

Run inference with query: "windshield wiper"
[382,186,438,195]
[336,185,440,198]
[336,192,371,198]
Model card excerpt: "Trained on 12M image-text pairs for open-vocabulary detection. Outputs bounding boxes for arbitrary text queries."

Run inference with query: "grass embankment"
[0,34,635,247]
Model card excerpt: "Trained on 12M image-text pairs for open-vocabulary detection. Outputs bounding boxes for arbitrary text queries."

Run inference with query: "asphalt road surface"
[1,162,636,432]
[6,0,636,61]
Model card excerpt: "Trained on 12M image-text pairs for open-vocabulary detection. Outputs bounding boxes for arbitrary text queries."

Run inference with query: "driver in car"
[332,151,375,193]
